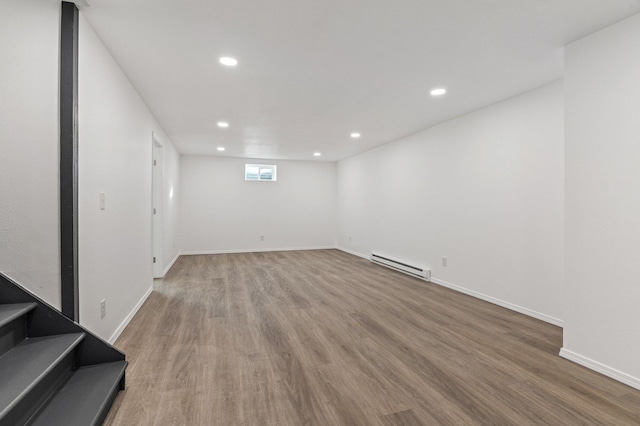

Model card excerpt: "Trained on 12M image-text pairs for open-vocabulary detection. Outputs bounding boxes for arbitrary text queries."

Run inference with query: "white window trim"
[245,164,277,181]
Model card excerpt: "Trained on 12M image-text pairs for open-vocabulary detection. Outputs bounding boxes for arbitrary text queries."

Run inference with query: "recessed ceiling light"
[430,87,447,96]
[313,152,321,157]
[350,132,361,138]
[217,121,229,128]
[219,57,238,66]
[217,147,225,152]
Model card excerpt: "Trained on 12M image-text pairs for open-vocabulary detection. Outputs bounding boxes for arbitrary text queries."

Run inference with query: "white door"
[152,135,164,278]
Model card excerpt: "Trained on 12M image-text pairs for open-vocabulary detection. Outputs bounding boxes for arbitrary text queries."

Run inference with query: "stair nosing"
[0,303,37,329]
[0,332,85,420]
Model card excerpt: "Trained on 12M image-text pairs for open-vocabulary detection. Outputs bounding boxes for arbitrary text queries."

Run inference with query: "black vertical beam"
[60,1,79,321]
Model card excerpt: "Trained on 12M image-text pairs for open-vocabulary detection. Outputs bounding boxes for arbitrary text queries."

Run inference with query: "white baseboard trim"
[162,252,180,276]
[108,286,153,344]
[336,247,563,327]
[430,277,563,327]
[180,246,336,256]
[336,246,369,260]
[560,348,640,391]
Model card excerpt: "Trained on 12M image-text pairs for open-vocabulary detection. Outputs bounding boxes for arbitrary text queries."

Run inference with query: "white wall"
[337,82,565,325]
[562,13,640,389]
[78,15,179,341]
[0,0,61,307]
[179,156,336,253]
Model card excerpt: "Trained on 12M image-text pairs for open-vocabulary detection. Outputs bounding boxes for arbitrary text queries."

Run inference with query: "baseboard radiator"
[370,253,431,280]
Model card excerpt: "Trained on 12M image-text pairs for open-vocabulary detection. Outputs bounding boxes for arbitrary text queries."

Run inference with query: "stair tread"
[0,333,85,418]
[0,303,37,328]
[30,360,127,426]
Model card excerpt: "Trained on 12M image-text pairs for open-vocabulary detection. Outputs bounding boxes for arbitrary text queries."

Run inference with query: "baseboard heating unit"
[370,253,431,280]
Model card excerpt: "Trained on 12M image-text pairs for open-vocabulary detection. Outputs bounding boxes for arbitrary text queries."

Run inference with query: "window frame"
[245,163,277,182]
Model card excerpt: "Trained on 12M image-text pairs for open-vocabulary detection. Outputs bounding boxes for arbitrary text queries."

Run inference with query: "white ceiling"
[82,0,640,161]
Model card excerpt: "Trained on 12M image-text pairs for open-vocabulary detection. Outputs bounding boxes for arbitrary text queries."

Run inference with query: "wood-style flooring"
[104,250,640,425]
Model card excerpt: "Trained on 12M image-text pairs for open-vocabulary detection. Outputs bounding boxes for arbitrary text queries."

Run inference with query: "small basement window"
[245,164,277,181]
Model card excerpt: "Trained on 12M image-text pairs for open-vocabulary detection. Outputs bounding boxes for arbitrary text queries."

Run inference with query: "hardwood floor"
[104,250,640,425]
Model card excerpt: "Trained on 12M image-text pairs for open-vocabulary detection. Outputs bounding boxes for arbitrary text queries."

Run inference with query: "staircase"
[0,274,127,425]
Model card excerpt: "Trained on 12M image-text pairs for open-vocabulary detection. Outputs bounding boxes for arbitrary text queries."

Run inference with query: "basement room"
[1,0,640,424]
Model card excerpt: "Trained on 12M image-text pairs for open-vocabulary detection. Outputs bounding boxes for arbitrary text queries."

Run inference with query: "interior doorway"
[152,133,164,278]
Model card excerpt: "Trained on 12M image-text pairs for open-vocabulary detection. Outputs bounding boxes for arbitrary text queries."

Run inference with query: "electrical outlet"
[100,299,106,318]
[442,257,448,267]
[260,235,265,241]
[349,236,352,243]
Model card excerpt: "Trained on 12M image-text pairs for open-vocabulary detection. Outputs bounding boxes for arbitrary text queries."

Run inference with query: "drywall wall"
[562,13,640,389]
[78,14,179,341]
[0,0,61,307]
[179,156,336,253]
[337,81,564,324]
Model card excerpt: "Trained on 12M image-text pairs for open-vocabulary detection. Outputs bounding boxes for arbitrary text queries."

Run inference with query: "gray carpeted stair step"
[0,303,36,329]
[1,274,127,425]
[30,360,128,426]
[0,333,85,425]
[0,303,37,357]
